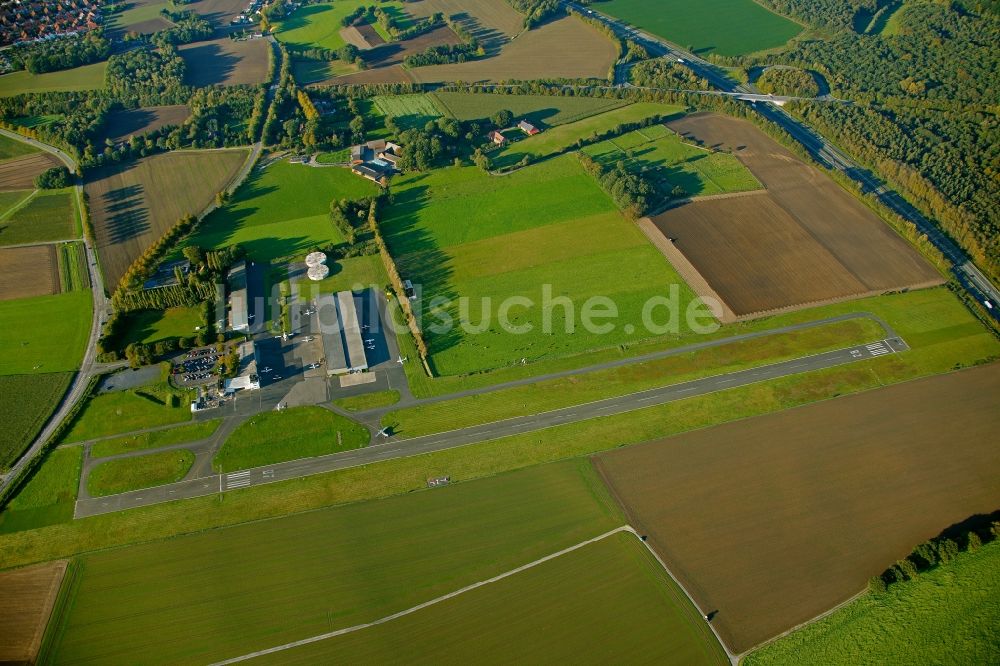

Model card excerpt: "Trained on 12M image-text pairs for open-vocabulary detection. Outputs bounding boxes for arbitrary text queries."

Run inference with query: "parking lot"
[171,347,220,387]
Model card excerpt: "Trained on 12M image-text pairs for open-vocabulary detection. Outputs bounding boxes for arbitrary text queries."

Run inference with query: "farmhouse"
[349,140,402,184]
[227,260,249,332]
[321,290,370,375]
[489,130,507,146]
[518,120,540,135]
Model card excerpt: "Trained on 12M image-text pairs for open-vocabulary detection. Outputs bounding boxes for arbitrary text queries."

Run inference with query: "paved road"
[75,336,906,517]
[562,1,1000,318]
[0,128,108,495]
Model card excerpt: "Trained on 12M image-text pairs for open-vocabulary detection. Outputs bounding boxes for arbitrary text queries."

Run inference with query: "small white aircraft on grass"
[376,428,392,438]
[397,356,407,364]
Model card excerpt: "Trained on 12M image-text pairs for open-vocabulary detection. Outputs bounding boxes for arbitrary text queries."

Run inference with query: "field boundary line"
[0,188,38,221]
[209,526,634,665]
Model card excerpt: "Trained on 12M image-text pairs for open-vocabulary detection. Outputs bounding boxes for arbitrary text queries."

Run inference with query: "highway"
[75,336,907,518]
[563,2,1000,317]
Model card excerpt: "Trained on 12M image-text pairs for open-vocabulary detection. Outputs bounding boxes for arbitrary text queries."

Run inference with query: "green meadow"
[0,444,81,534]
[492,102,683,168]
[0,61,107,97]
[0,373,74,470]
[372,94,443,129]
[597,0,802,56]
[91,420,221,458]
[255,533,726,664]
[746,540,1000,665]
[0,190,77,246]
[86,449,195,497]
[0,290,91,375]
[188,159,378,262]
[582,125,761,197]
[432,91,628,126]
[0,132,40,160]
[381,154,698,375]
[118,306,203,346]
[275,0,405,50]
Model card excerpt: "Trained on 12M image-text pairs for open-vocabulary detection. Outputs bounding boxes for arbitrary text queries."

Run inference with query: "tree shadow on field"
[102,184,150,243]
[181,43,241,87]
[378,180,461,368]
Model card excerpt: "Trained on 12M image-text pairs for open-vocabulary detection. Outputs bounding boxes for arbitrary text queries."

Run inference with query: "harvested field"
[0,245,60,300]
[339,25,373,50]
[190,0,249,26]
[355,21,386,47]
[85,149,249,289]
[0,560,68,665]
[0,153,60,191]
[328,64,415,85]
[405,15,617,83]
[99,105,191,145]
[408,0,523,50]
[179,38,270,87]
[594,364,1000,654]
[363,25,460,68]
[649,113,941,317]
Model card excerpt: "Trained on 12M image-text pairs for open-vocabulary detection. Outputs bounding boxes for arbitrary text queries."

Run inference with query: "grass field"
[597,0,802,56]
[582,125,761,198]
[594,363,1000,653]
[60,378,191,443]
[0,373,74,471]
[492,102,683,169]
[91,420,221,458]
[0,290,91,374]
[104,0,173,35]
[86,449,195,497]
[188,159,377,264]
[1,287,996,572]
[86,149,249,289]
[118,306,203,346]
[291,58,356,84]
[333,389,400,412]
[0,62,106,97]
[371,94,443,129]
[42,460,627,664]
[0,189,31,217]
[745,540,1000,665]
[0,190,76,246]
[432,91,627,126]
[275,1,405,50]
[252,532,726,664]
[381,154,698,375]
[0,445,81,534]
[381,317,884,438]
[0,133,39,161]
[56,243,90,293]
[213,406,369,472]
[8,114,63,130]
[0,561,68,665]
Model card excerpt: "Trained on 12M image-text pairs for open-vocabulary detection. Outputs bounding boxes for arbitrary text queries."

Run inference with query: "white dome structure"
[305,251,328,268]
[307,264,330,281]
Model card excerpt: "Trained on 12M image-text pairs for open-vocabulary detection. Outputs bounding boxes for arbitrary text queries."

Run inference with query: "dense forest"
[12,31,110,74]
[750,0,999,279]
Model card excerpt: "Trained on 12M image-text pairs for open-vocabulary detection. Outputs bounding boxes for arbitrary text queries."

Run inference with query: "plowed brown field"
[0,560,68,664]
[0,245,60,300]
[649,114,941,317]
[179,38,270,87]
[0,153,60,191]
[594,364,1000,654]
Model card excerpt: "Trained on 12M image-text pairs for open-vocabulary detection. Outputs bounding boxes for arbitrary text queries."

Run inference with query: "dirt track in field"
[100,105,191,145]
[594,364,1000,654]
[0,153,60,191]
[0,560,68,664]
[179,38,270,87]
[0,245,60,300]
[649,114,942,317]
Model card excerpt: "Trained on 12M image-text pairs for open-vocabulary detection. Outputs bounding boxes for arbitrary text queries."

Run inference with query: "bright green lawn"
[0,61,107,97]
[9,114,64,129]
[188,159,378,262]
[0,373,74,470]
[432,91,628,126]
[333,389,400,412]
[296,254,388,297]
[316,148,350,163]
[382,317,884,438]
[0,190,32,217]
[492,102,684,168]
[0,445,81,534]
[213,406,369,472]
[597,0,802,56]
[86,449,195,497]
[44,459,623,664]
[60,381,191,443]
[382,155,698,375]
[1,290,996,574]
[255,532,726,665]
[118,306,203,346]
[0,132,39,160]
[0,190,76,246]
[746,540,1000,665]
[291,57,356,84]
[582,125,761,197]
[0,290,91,375]
[275,1,405,50]
[105,0,172,33]
[91,420,222,458]
[372,94,443,129]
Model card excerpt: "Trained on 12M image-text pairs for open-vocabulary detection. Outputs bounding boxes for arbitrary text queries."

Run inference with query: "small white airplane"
[364,338,375,344]
[302,336,314,342]
[376,428,391,438]
[397,355,407,364]
[270,375,282,380]
[261,366,272,373]
[307,363,320,369]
